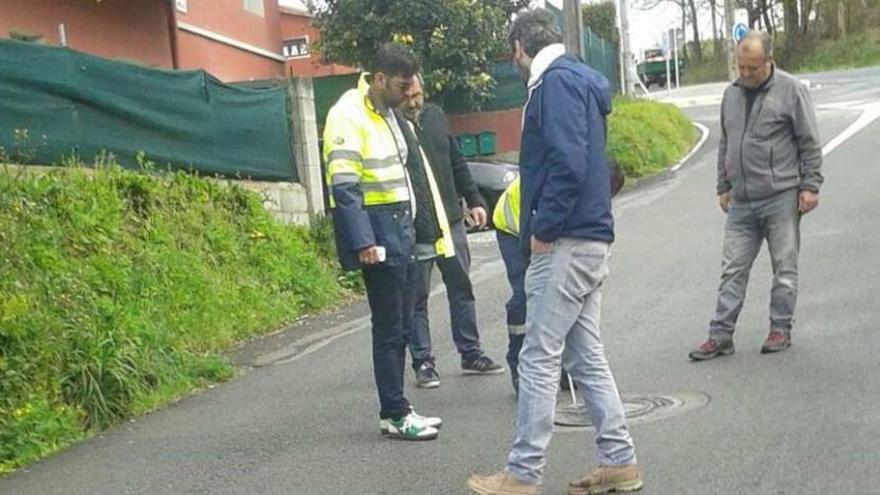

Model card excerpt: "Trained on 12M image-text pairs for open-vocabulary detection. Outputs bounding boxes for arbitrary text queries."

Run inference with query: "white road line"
[670,122,710,172]
[821,102,880,156]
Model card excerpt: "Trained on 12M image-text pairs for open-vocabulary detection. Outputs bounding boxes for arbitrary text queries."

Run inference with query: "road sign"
[733,23,749,43]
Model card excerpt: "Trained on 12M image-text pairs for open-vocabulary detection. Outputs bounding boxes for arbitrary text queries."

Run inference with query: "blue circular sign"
[733,23,749,43]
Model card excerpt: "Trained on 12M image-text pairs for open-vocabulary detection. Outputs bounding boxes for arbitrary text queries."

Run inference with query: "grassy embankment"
[0,161,349,474]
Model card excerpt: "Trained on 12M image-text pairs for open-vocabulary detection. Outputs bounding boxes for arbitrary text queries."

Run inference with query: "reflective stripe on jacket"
[323,73,453,270]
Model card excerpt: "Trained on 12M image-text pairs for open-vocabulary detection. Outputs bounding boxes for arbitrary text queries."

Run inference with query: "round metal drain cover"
[554,392,709,429]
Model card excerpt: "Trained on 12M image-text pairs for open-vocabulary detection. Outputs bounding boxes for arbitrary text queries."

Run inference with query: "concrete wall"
[0,0,173,68]
[238,179,311,225]
[224,76,324,226]
[231,76,325,227]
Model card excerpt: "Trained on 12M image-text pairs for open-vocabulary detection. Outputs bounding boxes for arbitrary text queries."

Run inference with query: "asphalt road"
[2,67,879,495]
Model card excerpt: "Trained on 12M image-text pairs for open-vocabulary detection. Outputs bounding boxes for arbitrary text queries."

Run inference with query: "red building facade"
[0,0,285,81]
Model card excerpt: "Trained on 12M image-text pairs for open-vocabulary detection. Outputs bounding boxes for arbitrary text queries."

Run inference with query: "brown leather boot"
[467,470,540,495]
[567,464,643,495]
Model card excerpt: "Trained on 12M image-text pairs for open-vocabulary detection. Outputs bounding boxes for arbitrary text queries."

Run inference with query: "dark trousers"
[362,262,418,419]
[409,220,482,368]
[497,230,528,372]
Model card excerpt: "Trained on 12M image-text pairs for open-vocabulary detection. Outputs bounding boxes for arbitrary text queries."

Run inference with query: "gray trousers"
[709,188,801,341]
[408,220,482,366]
[506,239,636,485]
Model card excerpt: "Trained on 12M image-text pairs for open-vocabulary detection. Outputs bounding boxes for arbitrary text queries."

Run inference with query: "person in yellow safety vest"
[492,177,527,394]
[323,42,453,441]
[493,163,625,394]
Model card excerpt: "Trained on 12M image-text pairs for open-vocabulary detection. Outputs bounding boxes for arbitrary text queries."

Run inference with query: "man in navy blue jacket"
[467,8,643,495]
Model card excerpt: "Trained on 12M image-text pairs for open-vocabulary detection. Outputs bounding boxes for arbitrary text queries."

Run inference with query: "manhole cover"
[554,392,709,430]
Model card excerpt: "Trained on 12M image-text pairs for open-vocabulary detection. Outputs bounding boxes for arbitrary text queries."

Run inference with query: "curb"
[671,122,710,172]
[620,122,711,194]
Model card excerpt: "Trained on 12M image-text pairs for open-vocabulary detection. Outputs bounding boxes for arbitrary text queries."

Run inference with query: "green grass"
[682,56,729,86]
[0,162,348,474]
[799,29,880,73]
[608,97,697,179]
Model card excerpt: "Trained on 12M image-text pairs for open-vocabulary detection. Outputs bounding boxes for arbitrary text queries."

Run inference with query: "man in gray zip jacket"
[690,31,823,361]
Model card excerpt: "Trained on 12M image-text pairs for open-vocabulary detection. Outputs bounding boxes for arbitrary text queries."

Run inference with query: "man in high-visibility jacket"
[492,177,527,394]
[323,42,454,441]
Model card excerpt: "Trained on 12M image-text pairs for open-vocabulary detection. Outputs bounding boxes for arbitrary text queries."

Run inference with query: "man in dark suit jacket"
[399,75,505,389]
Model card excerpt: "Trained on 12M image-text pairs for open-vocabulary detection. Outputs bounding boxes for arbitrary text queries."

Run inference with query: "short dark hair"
[508,8,563,58]
[372,42,419,78]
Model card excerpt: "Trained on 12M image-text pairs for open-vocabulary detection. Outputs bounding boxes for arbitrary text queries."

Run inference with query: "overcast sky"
[278,0,747,58]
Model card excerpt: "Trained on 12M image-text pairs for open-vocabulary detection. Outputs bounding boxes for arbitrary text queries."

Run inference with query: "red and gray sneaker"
[761,330,791,354]
[688,339,735,361]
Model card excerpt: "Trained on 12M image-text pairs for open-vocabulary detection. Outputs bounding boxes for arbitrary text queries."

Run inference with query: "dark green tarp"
[0,39,296,182]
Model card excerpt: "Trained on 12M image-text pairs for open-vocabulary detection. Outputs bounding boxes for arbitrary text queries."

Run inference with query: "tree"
[760,0,776,33]
[780,0,802,66]
[305,0,529,109]
[581,1,620,45]
[686,0,703,61]
[707,0,721,57]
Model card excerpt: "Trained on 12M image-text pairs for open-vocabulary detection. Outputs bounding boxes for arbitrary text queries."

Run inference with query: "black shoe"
[414,361,440,389]
[461,355,505,375]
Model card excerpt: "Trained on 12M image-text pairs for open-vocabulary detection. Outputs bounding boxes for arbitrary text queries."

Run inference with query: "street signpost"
[672,28,680,90]
[661,31,672,93]
[733,22,749,43]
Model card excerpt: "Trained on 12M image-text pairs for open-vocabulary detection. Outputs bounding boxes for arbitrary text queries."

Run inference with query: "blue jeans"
[709,188,801,341]
[362,262,418,419]
[409,220,482,367]
[497,231,527,373]
[506,239,636,485]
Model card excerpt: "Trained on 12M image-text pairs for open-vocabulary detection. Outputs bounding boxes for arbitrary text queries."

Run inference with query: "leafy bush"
[0,163,344,473]
[799,29,880,73]
[608,98,696,178]
[682,56,729,86]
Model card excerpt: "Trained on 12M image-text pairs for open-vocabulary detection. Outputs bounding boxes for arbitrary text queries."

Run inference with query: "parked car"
[464,159,519,232]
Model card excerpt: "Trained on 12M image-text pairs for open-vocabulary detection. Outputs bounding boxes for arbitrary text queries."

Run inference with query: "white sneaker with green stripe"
[379,411,441,441]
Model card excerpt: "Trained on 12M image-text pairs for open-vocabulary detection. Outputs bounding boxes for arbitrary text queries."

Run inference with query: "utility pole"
[724,0,736,80]
[617,0,636,95]
[673,28,680,89]
[563,0,584,59]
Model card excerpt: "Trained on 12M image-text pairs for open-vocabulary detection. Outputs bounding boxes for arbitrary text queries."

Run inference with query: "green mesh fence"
[583,27,619,93]
[0,39,297,182]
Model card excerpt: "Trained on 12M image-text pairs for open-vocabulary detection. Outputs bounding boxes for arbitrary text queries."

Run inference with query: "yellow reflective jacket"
[493,177,520,237]
[324,73,453,270]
